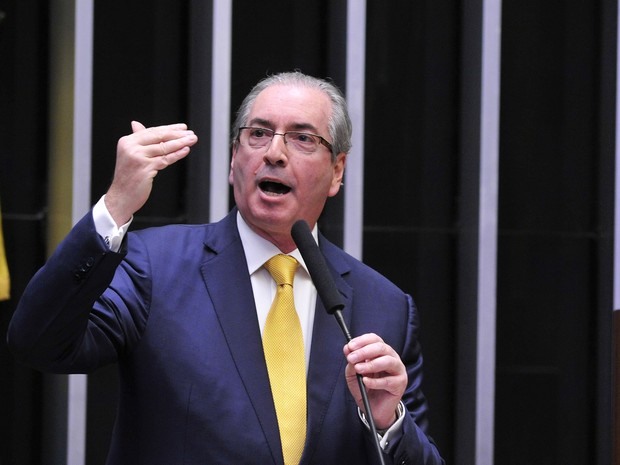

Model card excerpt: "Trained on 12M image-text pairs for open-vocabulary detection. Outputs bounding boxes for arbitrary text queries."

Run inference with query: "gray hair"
[231,71,352,157]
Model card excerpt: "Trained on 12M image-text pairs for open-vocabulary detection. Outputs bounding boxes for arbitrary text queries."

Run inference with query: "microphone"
[291,220,387,465]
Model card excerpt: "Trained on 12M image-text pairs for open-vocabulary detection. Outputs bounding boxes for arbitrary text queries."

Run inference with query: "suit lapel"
[200,212,282,465]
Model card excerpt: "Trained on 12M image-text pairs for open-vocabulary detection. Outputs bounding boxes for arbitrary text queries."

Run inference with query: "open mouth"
[259,180,292,195]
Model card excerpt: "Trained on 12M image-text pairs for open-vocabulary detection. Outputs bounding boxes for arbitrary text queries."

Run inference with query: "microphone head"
[291,220,344,314]
[291,220,312,248]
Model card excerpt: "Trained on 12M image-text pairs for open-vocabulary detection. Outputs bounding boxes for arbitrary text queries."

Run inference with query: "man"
[8,71,444,464]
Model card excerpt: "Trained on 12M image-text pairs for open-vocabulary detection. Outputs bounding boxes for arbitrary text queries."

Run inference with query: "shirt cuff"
[92,195,132,252]
[357,401,406,449]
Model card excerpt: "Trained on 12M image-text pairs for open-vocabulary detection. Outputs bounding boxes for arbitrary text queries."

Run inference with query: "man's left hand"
[343,333,408,430]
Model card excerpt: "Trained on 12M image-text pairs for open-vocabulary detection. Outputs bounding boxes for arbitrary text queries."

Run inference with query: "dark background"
[0,1,615,464]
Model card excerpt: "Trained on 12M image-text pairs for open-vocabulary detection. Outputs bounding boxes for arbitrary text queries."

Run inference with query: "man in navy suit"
[8,71,444,464]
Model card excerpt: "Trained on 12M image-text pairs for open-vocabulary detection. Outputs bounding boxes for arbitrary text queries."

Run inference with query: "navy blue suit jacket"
[8,209,444,465]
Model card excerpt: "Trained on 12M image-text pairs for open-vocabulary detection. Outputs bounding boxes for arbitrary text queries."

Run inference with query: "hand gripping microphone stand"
[291,220,387,465]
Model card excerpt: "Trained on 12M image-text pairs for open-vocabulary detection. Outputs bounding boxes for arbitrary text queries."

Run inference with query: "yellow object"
[0,202,10,300]
[262,254,306,464]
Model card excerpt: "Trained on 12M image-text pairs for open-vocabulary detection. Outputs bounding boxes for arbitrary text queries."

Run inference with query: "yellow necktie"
[263,254,306,465]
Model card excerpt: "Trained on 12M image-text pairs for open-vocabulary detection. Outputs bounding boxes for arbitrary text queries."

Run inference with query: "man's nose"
[263,134,289,165]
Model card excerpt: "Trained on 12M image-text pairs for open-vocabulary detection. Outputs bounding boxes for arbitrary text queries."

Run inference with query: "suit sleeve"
[383,293,445,465]
[6,211,149,374]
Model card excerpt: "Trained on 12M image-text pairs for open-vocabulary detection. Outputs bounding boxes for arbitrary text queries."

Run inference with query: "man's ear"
[328,152,347,197]
[228,145,238,186]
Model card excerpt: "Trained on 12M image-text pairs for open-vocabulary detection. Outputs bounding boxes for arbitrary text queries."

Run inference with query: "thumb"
[131,120,146,133]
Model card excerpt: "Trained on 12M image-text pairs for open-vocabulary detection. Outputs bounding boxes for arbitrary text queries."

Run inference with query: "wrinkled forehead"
[249,84,332,133]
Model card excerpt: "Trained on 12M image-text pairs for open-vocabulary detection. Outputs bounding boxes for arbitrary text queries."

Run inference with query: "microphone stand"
[333,310,387,465]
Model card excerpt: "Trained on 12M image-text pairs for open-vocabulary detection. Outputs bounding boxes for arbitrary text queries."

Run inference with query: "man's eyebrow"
[246,118,319,133]
[247,117,272,128]
[288,122,319,132]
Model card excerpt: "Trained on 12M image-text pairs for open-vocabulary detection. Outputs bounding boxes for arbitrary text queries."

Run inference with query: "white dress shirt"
[235,210,317,370]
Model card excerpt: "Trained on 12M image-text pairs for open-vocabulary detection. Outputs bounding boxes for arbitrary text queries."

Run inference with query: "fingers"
[344,333,407,394]
[130,121,189,144]
[131,120,146,133]
[122,121,198,168]
[344,333,395,362]
[156,132,197,159]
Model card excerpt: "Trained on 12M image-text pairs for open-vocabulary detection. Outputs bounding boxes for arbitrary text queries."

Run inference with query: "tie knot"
[264,254,299,287]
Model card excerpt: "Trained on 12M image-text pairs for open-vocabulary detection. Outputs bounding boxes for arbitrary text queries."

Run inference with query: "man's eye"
[291,133,314,143]
[251,129,269,138]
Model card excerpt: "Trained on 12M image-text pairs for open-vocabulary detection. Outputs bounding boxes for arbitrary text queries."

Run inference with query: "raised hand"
[104,121,198,226]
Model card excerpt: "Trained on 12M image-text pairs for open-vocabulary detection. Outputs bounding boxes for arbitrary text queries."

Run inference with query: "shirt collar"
[236,211,317,276]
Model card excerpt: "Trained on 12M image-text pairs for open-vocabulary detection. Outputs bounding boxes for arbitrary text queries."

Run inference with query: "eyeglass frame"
[237,126,334,155]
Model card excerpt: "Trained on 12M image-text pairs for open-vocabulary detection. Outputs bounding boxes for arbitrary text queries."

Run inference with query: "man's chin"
[244,209,295,234]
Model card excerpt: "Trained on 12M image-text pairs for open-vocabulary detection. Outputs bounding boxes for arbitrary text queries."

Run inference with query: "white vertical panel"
[68,1,94,464]
[476,0,502,463]
[343,0,366,260]
[66,375,88,465]
[209,0,233,222]
[72,0,93,221]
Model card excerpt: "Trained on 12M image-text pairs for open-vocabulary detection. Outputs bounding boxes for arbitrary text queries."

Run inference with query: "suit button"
[73,257,95,281]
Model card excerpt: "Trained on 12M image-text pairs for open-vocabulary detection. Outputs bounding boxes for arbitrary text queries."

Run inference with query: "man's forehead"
[249,84,331,128]
[255,83,327,102]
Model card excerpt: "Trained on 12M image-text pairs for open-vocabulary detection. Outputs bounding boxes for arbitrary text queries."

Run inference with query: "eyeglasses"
[238,127,333,155]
